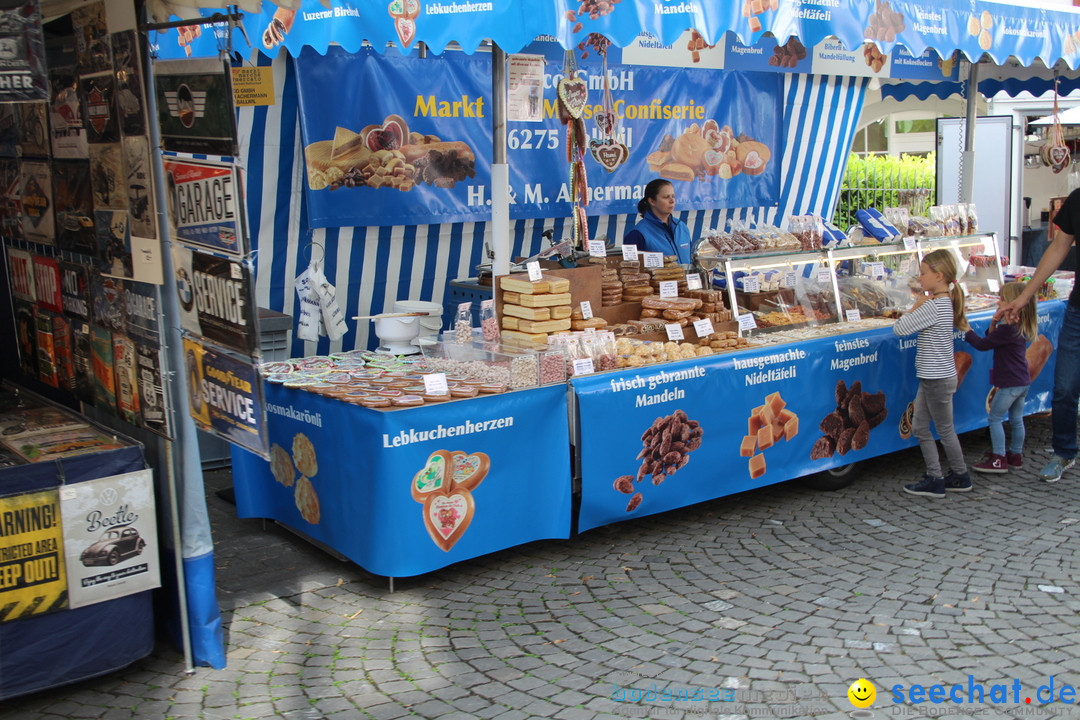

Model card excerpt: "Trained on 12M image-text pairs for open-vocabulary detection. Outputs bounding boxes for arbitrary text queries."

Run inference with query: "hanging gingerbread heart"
[394,17,416,48]
[557,76,588,119]
[594,110,616,137]
[1049,145,1071,174]
[592,140,629,173]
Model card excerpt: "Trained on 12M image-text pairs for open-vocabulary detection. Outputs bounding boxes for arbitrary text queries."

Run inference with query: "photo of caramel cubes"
[741,391,797,479]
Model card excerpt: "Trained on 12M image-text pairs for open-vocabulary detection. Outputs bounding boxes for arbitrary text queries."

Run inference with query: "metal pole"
[491,44,511,277]
[961,61,979,204]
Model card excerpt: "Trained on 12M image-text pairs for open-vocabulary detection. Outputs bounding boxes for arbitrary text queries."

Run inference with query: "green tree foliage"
[834,153,936,230]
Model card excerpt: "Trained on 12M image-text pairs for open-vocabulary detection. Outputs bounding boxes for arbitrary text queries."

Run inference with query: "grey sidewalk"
[4,414,1080,720]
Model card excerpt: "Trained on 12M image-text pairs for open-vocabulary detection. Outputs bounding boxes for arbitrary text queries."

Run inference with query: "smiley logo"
[848,678,876,708]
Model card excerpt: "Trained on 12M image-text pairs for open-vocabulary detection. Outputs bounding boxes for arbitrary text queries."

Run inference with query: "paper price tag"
[587,240,606,258]
[871,262,885,278]
[738,313,757,331]
[987,278,1000,293]
[659,280,678,298]
[580,300,593,320]
[572,358,595,376]
[526,261,542,281]
[665,323,685,341]
[642,251,663,268]
[423,373,449,394]
[845,309,862,322]
[817,269,832,284]
[621,244,639,262]
[693,318,714,337]
[784,271,798,288]
[742,276,760,293]
[583,326,597,334]
[903,236,917,251]
[686,273,703,290]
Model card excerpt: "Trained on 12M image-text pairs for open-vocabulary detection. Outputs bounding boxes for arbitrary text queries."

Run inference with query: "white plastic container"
[394,300,443,338]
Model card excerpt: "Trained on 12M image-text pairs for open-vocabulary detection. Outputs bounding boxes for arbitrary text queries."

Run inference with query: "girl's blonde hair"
[922,249,970,331]
[1000,281,1038,341]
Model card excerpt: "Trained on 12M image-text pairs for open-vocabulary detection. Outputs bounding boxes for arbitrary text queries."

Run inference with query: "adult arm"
[998,215,1074,320]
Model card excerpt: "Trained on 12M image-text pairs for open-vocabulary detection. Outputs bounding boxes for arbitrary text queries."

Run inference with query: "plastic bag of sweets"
[480,298,499,341]
[454,301,472,343]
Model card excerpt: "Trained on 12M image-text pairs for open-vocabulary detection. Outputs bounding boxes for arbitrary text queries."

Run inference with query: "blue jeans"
[1052,305,1080,459]
[988,385,1028,455]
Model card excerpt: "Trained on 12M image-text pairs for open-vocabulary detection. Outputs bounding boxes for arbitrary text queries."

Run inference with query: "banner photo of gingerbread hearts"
[572,307,1065,532]
[411,449,489,551]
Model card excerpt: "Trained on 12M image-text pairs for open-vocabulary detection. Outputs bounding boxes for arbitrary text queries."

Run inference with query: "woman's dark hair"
[638,179,672,216]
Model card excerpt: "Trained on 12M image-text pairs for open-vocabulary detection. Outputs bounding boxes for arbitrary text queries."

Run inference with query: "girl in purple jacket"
[965,281,1037,474]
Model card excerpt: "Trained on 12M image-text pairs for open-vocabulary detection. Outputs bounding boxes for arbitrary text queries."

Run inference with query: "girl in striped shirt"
[893,249,971,498]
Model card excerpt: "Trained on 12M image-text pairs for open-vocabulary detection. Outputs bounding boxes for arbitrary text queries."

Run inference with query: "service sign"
[60,469,161,609]
[182,336,267,458]
[0,487,67,621]
[172,244,256,354]
[163,159,242,256]
[154,58,237,156]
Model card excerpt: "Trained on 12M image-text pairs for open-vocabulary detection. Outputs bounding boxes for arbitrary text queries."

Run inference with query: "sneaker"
[904,474,946,498]
[1006,452,1023,469]
[971,453,1007,475]
[944,469,973,491]
[1038,455,1076,483]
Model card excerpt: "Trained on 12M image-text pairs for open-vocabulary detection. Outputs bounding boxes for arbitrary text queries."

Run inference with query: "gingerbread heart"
[394,17,416,48]
[451,451,490,491]
[594,110,616,137]
[403,0,420,19]
[591,140,629,173]
[1048,145,1071,173]
[411,450,453,503]
[557,77,588,119]
[424,489,475,551]
[704,148,724,169]
[361,114,408,152]
[387,0,404,17]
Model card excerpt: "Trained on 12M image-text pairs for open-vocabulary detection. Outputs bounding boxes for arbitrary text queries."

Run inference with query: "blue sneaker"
[1038,455,1076,483]
[904,474,945,498]
[944,469,972,492]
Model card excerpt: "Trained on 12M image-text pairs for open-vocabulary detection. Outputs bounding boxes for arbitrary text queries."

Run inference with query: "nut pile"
[413,147,475,188]
[613,409,704,513]
[863,43,887,73]
[810,380,887,460]
[769,37,807,68]
[864,0,905,42]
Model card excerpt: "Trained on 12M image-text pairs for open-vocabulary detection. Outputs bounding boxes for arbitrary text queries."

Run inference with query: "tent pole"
[491,43,511,277]
[961,61,980,204]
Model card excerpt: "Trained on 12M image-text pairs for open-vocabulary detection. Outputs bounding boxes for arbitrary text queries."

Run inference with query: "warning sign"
[0,488,68,621]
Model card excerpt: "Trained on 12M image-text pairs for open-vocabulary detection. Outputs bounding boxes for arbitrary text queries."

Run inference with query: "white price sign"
[845,309,862,322]
[642,251,663,268]
[665,323,685,341]
[572,358,595,375]
[583,326,597,334]
[784,271,798,288]
[987,278,1000,293]
[903,236,917,251]
[621,244,639,262]
[693,318,714,337]
[423,373,449,394]
[871,262,885,278]
[686,273,703,291]
[742,276,760,293]
[817,269,832,284]
[659,281,678,298]
[738,313,758,331]
[526,261,542,281]
[579,300,593,320]
[587,240,606,258]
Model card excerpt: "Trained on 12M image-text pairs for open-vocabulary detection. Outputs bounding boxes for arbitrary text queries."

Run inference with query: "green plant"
[834,153,936,230]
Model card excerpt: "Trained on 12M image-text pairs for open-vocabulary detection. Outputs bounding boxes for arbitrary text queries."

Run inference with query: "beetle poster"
[60,468,160,609]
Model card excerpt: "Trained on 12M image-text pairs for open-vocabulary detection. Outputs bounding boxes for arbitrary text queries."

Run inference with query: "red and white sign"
[7,247,34,301]
[33,254,61,312]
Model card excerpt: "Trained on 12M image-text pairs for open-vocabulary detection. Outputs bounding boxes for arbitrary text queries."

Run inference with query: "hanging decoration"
[295,254,348,343]
[588,42,629,174]
[557,50,590,248]
[1043,73,1072,174]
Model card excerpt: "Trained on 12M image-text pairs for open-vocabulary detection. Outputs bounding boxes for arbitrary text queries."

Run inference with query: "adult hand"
[994,297,1025,324]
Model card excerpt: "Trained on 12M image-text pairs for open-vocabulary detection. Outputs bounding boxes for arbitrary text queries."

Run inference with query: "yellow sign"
[232,66,276,107]
[0,488,67,621]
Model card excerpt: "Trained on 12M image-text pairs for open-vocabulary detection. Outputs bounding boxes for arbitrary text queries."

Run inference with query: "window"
[852,119,888,156]
[895,119,936,134]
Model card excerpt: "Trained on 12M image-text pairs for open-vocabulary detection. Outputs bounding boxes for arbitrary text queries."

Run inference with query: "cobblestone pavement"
[5,415,1080,720]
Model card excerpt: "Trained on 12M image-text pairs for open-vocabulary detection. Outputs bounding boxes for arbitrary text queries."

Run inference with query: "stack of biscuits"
[620,259,651,304]
[499,274,573,344]
[685,289,732,325]
[600,265,623,306]
[649,256,688,294]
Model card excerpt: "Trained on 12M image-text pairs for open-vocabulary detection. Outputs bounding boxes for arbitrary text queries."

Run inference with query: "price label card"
[579,300,593,320]
[987,278,1000,293]
[642,251,663,268]
[526,261,542,281]
[871,262,885,278]
[784,271,798,288]
[572,358,595,376]
[817,269,832,284]
[583,326,597,334]
[665,323,685,341]
[686,273,703,291]
[845,309,862,322]
[693,318,714,337]
[423,373,449,394]
[587,240,606,258]
[738,313,758,331]
[742,276,760,293]
[903,236,917,251]
[659,280,678,298]
[621,244,639,262]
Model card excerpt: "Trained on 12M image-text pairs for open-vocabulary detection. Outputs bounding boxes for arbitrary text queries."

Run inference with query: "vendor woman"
[623,179,692,264]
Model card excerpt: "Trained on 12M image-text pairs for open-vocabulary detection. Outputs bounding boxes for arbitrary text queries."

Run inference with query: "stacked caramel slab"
[500,274,573,344]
